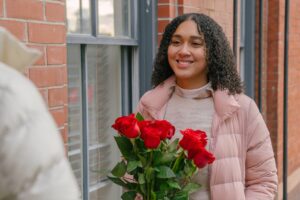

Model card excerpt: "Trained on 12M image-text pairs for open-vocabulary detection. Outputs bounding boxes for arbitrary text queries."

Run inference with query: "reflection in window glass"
[86,45,122,199]
[98,0,131,37]
[67,44,83,190]
[66,0,91,34]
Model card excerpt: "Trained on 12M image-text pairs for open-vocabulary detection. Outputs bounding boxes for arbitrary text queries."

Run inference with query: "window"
[66,1,139,199]
[239,0,256,98]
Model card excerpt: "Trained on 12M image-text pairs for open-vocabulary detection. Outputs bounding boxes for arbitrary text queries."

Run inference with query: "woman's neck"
[176,77,208,89]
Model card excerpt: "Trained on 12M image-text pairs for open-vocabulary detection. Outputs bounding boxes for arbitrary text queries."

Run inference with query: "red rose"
[111,114,140,138]
[153,120,175,140]
[140,128,161,149]
[193,148,215,168]
[187,145,203,160]
[139,121,161,149]
[139,120,175,149]
[179,129,207,152]
[179,129,215,168]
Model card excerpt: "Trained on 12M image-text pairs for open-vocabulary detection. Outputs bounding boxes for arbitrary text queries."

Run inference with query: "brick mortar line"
[46,85,68,90]
[42,0,65,5]
[177,5,207,9]
[49,105,67,111]
[26,43,66,47]
[158,3,178,6]
[43,0,46,21]
[175,0,178,16]
[39,0,67,5]
[49,106,67,111]
[157,18,173,21]
[30,64,67,68]
[37,84,68,90]
[0,17,65,25]
[3,0,6,17]
[25,21,29,42]
[58,127,65,131]
[37,87,68,92]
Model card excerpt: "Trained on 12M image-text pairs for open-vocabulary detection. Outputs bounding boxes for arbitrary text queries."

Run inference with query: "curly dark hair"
[152,13,243,94]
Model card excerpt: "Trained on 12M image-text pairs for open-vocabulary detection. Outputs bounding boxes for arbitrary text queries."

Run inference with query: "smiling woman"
[167,20,208,89]
[136,13,278,200]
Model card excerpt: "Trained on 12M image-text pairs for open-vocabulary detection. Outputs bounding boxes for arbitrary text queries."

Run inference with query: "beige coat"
[136,76,278,200]
[0,27,80,200]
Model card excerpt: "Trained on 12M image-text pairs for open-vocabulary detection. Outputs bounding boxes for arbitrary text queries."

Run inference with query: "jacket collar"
[140,76,240,120]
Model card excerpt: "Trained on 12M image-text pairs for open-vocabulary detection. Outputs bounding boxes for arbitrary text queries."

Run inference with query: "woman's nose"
[178,43,191,56]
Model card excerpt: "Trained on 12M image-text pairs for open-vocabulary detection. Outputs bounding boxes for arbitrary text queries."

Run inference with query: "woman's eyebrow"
[190,36,204,40]
[171,34,203,40]
[171,34,181,39]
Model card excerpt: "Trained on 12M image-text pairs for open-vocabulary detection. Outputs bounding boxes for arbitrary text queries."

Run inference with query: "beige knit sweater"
[164,83,214,200]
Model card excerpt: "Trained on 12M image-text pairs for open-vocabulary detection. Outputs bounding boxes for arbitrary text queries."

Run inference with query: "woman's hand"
[135,193,143,200]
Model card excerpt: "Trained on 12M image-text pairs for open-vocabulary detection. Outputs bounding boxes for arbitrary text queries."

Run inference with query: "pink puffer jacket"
[136,76,278,200]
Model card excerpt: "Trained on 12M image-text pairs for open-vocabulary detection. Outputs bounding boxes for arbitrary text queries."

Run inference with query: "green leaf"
[154,152,175,165]
[127,160,142,172]
[168,139,179,152]
[135,112,144,121]
[182,183,201,194]
[156,166,176,179]
[138,173,145,184]
[139,182,146,195]
[153,151,163,165]
[167,180,181,189]
[145,167,154,182]
[137,154,147,166]
[111,160,127,177]
[156,192,170,200]
[159,182,169,191]
[173,192,188,200]
[183,160,197,177]
[107,176,128,188]
[127,182,138,190]
[155,191,165,200]
[115,136,133,159]
[121,191,137,200]
[151,191,157,200]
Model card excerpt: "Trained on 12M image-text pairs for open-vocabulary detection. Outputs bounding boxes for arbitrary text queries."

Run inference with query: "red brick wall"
[256,0,300,192]
[0,0,68,149]
[287,0,300,177]
[157,0,234,47]
[266,0,285,184]
[254,0,268,121]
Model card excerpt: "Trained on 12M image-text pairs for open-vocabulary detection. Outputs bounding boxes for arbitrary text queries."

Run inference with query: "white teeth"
[177,60,192,64]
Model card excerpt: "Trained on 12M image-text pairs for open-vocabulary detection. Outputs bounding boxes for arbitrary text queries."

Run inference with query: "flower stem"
[172,151,184,173]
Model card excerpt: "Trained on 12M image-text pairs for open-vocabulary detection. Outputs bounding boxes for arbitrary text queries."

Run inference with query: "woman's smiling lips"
[176,59,194,68]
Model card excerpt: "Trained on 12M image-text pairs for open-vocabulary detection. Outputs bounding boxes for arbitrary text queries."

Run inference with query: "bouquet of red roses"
[108,113,215,200]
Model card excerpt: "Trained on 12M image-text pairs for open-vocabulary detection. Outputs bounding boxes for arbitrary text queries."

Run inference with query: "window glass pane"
[66,0,91,34]
[98,0,131,37]
[67,44,83,190]
[86,45,122,199]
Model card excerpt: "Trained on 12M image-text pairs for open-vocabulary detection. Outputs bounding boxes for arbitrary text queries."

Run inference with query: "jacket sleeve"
[245,100,278,200]
[0,71,81,200]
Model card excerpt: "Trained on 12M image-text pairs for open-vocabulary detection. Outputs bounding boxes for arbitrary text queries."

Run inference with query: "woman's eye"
[170,40,180,45]
[192,42,202,46]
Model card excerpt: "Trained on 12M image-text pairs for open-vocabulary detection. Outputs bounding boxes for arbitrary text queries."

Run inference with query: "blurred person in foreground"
[0,27,80,200]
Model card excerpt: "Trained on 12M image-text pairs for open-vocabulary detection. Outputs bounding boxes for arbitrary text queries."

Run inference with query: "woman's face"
[167,20,208,89]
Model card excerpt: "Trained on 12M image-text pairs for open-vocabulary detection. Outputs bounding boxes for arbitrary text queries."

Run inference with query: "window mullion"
[121,47,132,115]
[80,44,90,200]
[90,0,98,36]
